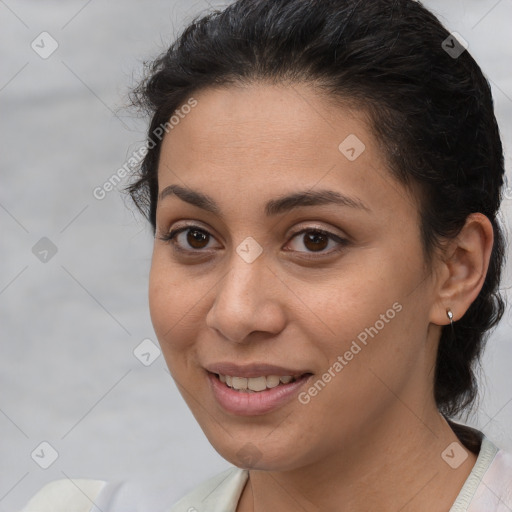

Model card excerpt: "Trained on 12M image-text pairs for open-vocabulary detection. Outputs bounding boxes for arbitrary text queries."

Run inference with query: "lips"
[219,374,299,392]
[205,362,313,415]
[205,362,311,378]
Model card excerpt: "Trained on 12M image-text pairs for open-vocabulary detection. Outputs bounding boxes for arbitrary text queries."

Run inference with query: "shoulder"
[167,467,248,512]
[477,442,512,505]
[19,478,119,512]
[457,436,512,511]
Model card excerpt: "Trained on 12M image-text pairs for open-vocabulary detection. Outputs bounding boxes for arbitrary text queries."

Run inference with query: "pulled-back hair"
[126,0,507,438]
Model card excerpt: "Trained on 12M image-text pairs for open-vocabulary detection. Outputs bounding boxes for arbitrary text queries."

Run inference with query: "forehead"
[156,83,417,221]
[161,83,368,167]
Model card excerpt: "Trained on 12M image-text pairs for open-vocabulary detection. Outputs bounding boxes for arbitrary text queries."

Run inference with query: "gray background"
[1,1,511,510]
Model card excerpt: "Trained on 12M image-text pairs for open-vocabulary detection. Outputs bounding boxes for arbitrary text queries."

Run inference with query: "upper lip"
[205,362,312,378]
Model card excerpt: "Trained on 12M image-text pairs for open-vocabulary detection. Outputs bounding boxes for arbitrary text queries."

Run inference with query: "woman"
[20,0,512,510]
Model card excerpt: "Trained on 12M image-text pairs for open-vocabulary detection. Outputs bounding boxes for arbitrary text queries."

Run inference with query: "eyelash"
[157,224,349,258]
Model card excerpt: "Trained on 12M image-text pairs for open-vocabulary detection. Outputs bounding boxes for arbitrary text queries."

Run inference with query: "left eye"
[159,226,348,256]
[285,227,348,254]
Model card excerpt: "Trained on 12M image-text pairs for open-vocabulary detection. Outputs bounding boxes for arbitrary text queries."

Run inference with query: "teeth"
[217,374,299,392]
[266,375,280,388]
[232,376,248,390]
[248,376,267,392]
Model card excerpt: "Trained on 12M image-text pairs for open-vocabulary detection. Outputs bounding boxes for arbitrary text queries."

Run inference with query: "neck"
[237,405,478,512]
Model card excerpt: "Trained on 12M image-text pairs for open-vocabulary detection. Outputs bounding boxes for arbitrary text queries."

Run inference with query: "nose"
[205,248,286,343]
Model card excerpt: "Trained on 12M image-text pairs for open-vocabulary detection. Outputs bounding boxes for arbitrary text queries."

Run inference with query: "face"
[149,82,440,471]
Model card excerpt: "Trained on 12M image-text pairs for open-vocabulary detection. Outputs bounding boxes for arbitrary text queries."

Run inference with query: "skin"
[148,82,494,511]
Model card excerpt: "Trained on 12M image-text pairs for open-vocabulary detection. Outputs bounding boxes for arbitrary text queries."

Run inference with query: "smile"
[207,371,312,415]
[218,373,299,392]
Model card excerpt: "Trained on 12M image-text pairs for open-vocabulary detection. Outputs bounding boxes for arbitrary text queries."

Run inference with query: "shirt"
[18,434,512,511]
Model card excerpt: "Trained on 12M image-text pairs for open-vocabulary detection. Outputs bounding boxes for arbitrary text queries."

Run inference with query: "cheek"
[297,257,404,347]
[148,251,201,355]
[300,256,428,412]
[300,244,426,384]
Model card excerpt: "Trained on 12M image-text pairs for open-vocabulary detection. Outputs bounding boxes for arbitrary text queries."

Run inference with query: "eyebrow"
[158,184,371,217]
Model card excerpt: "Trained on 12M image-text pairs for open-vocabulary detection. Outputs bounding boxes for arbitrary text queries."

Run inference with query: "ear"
[429,213,494,326]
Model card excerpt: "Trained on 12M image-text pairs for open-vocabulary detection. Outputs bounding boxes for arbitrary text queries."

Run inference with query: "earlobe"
[429,213,494,326]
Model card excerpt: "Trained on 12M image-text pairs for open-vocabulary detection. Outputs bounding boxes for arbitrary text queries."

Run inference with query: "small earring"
[446,309,453,326]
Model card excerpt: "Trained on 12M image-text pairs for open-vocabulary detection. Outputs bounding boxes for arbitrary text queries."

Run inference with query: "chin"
[208,433,310,472]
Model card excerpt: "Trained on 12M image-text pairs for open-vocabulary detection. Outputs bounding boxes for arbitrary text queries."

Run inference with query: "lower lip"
[207,372,312,416]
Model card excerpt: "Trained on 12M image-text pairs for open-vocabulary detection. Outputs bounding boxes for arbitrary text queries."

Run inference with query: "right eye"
[158,225,221,253]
